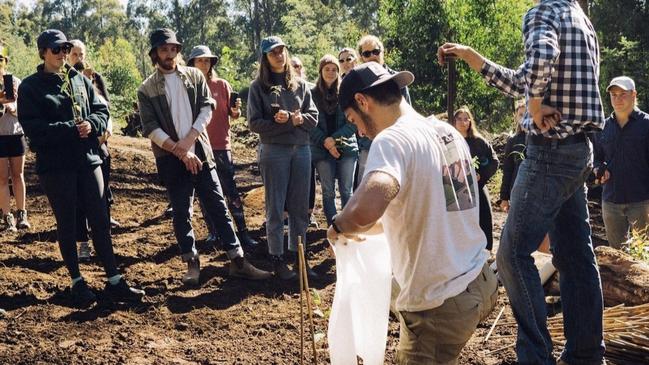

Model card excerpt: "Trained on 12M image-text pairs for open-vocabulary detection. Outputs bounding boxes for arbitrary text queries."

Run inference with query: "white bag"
[328,234,392,365]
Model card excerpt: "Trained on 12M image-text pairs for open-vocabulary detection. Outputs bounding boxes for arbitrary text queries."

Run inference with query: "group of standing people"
[4,1,647,364]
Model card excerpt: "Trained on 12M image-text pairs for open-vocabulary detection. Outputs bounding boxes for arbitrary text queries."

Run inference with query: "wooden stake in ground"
[298,240,318,364]
[484,306,505,343]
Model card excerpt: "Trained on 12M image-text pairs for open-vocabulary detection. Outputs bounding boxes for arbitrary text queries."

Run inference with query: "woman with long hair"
[0,44,30,232]
[17,30,143,307]
[247,36,318,280]
[310,54,358,227]
[452,106,499,251]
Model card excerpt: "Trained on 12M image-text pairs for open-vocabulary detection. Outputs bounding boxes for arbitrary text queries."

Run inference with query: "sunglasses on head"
[51,44,72,55]
[339,56,355,63]
[361,48,381,58]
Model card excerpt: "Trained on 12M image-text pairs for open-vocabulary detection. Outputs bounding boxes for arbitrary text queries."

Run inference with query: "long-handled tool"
[298,239,318,364]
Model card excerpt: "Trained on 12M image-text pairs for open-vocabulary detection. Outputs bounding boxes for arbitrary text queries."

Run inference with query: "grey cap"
[606,76,636,92]
[187,45,219,65]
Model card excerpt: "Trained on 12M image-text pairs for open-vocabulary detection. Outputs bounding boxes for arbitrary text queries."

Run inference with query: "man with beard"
[327,62,497,364]
[138,28,271,285]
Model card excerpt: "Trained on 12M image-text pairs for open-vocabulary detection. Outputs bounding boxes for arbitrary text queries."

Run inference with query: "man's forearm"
[461,47,487,74]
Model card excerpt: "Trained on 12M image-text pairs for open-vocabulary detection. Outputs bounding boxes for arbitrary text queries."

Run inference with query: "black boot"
[270,255,297,280]
[71,279,97,308]
[295,250,319,280]
[237,230,259,247]
[103,278,145,303]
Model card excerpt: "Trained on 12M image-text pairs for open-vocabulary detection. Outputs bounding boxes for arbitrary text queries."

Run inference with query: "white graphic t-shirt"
[364,113,488,312]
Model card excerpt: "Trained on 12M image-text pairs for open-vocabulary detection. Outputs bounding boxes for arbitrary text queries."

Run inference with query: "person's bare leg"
[9,155,26,210]
[0,158,11,215]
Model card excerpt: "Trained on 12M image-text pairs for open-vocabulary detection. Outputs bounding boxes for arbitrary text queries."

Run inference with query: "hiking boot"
[78,242,92,262]
[271,255,297,280]
[295,252,319,280]
[71,279,97,308]
[230,257,272,280]
[2,212,17,233]
[237,230,259,247]
[182,257,200,286]
[15,210,31,230]
[103,278,145,302]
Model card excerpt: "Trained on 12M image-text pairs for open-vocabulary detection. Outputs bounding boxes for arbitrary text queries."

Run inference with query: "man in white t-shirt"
[138,29,271,285]
[328,62,497,364]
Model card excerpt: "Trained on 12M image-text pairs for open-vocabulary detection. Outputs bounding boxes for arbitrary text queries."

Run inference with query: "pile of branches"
[548,303,649,365]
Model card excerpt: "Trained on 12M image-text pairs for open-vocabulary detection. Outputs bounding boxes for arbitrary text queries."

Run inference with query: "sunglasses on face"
[292,64,302,69]
[51,44,72,55]
[0,56,6,63]
[339,56,355,63]
[361,48,381,58]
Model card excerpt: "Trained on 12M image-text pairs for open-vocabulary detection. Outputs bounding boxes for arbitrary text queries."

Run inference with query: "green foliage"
[627,227,649,264]
[1,0,644,135]
[379,0,532,132]
[94,38,142,120]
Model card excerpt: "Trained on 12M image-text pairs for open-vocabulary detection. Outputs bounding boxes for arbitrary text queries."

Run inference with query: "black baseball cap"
[149,28,182,54]
[339,62,414,110]
[37,29,73,50]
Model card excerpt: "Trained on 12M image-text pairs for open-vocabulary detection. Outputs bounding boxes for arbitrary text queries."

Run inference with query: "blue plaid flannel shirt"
[480,0,605,138]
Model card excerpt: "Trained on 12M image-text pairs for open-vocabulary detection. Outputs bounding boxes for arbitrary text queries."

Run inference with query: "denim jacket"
[309,87,358,161]
[137,65,216,166]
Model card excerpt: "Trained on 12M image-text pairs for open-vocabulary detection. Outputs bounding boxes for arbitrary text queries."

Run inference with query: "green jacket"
[309,87,358,161]
[17,64,108,174]
[137,65,216,167]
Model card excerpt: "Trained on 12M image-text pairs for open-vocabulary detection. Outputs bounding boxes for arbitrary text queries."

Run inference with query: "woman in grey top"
[247,36,318,280]
[0,45,30,232]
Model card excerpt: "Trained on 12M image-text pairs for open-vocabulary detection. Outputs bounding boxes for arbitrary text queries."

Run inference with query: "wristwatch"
[331,215,342,234]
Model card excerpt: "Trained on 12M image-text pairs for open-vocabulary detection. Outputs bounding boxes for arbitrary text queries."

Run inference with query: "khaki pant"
[397,263,498,365]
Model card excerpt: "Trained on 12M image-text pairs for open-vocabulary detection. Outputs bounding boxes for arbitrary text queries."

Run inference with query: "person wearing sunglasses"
[247,36,318,280]
[353,35,412,191]
[17,29,145,307]
[0,44,31,232]
[337,47,358,78]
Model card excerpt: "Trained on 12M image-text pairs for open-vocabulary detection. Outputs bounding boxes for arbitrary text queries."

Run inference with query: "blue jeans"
[314,155,357,225]
[258,144,311,256]
[496,140,604,364]
[601,199,649,249]
[156,154,243,261]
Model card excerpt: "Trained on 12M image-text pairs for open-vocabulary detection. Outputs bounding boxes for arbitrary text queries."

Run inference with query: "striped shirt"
[480,0,605,138]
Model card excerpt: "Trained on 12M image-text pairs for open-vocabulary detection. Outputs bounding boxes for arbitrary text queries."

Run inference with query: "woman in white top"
[0,46,30,232]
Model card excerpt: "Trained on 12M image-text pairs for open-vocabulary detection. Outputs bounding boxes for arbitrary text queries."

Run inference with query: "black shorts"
[0,135,26,158]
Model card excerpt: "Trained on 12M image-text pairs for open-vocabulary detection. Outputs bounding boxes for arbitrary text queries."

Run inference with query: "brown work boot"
[230,257,272,280]
[182,257,200,286]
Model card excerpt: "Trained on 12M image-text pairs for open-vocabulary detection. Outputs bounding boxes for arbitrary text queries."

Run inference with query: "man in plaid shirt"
[438,1,605,364]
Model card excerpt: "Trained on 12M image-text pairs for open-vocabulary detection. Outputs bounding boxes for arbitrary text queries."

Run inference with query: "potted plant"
[58,68,83,124]
[270,85,282,115]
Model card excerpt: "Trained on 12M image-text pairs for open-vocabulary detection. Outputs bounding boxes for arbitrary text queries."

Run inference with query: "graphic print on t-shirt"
[437,131,477,211]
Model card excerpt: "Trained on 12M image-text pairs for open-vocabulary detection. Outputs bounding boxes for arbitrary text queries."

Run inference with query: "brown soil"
[0,134,609,364]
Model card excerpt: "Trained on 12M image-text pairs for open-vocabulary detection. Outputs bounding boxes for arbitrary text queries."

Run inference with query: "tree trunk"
[545,246,649,306]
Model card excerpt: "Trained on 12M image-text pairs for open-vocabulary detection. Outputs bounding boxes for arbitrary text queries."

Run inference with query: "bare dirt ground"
[0,133,609,364]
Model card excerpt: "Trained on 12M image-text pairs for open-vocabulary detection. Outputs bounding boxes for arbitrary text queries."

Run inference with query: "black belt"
[527,133,587,146]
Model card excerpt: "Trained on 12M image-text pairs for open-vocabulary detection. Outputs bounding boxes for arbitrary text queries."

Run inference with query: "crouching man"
[138,28,271,285]
[327,62,497,364]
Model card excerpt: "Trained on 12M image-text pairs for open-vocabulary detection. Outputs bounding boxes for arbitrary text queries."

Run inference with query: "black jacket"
[18,64,109,174]
[594,109,649,204]
[500,132,526,200]
[465,136,499,190]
